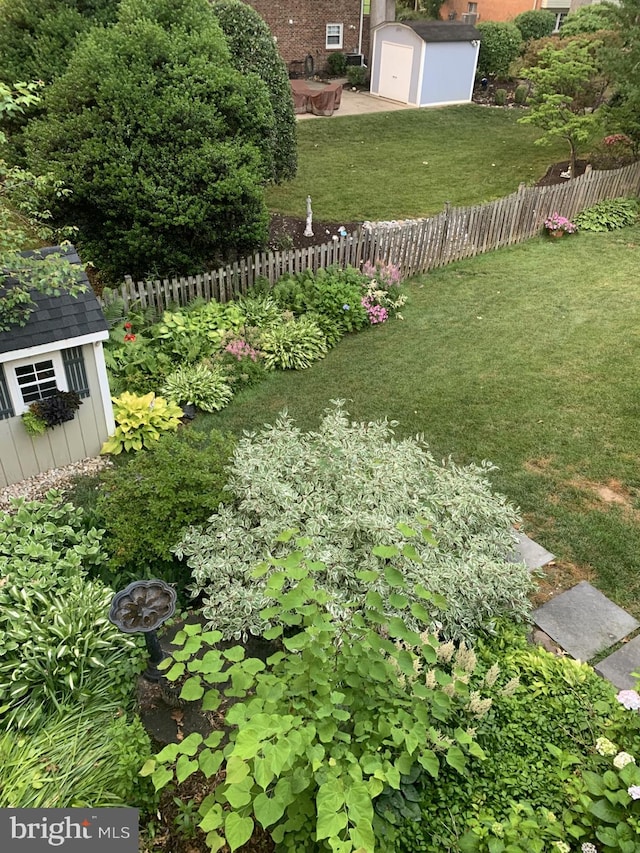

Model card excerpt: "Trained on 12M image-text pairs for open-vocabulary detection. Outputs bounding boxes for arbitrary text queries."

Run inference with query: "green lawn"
[204,225,640,616]
[266,105,568,221]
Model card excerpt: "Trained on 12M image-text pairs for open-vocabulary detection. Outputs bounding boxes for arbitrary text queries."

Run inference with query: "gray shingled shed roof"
[399,21,481,42]
[0,245,108,356]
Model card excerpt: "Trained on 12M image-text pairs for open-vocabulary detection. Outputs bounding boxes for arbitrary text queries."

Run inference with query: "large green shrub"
[26,0,274,279]
[175,404,532,640]
[0,0,119,86]
[96,427,235,586]
[513,10,556,43]
[210,0,297,183]
[476,22,523,78]
[394,624,640,852]
[143,550,496,853]
[560,2,620,37]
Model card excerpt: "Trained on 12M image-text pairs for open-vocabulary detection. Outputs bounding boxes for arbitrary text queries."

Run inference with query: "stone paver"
[507,530,555,570]
[595,635,640,690]
[532,581,639,662]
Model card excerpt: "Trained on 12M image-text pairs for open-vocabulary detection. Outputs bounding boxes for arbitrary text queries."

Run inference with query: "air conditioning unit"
[346,53,365,67]
[462,12,478,24]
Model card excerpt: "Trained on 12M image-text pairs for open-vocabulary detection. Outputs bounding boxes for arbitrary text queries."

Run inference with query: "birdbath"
[109,579,177,682]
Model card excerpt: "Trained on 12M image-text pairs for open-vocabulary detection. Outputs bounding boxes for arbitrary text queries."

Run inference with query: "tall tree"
[0,81,84,331]
[26,0,276,280]
[211,0,297,183]
[603,0,640,153]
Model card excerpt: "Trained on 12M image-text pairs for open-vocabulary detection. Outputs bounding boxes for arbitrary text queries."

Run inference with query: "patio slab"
[595,635,640,690]
[507,530,555,570]
[532,581,639,661]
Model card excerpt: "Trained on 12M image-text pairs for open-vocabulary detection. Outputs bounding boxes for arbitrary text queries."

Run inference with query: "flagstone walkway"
[513,532,640,690]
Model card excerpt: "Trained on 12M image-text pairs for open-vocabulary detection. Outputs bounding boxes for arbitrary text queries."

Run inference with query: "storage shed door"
[378,41,413,103]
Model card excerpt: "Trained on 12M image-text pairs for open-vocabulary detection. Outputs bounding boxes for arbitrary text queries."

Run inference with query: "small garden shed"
[369,21,480,107]
[0,246,114,488]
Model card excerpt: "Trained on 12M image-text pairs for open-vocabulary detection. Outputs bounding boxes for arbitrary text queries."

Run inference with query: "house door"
[378,41,413,103]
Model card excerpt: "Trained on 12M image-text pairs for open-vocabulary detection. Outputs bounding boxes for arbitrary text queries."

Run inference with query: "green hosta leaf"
[225,813,254,851]
[180,677,204,701]
[253,791,286,828]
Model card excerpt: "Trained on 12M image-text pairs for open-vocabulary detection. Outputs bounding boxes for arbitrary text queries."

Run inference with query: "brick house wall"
[246,0,369,73]
[440,0,543,23]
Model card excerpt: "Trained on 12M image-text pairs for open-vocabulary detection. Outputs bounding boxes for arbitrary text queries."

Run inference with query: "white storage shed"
[370,21,481,107]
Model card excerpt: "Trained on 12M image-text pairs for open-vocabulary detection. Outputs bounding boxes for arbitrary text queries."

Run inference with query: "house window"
[326,23,343,49]
[0,366,14,420]
[554,12,567,31]
[363,0,371,13]
[467,2,477,11]
[62,345,90,399]
[15,359,58,404]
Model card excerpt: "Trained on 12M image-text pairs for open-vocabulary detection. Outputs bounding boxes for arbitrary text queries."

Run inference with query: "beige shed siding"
[0,344,109,488]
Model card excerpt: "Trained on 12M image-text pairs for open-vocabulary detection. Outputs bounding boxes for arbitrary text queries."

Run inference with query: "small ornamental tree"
[26,0,275,279]
[476,21,523,79]
[513,10,556,43]
[211,0,297,183]
[519,37,609,175]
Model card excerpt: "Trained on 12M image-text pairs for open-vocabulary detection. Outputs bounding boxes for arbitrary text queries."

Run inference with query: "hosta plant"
[574,197,639,232]
[258,316,328,370]
[161,363,233,412]
[142,548,495,853]
[175,403,532,640]
[152,301,245,362]
[101,391,183,454]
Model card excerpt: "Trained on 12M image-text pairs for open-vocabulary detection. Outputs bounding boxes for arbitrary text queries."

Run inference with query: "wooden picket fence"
[103,161,640,313]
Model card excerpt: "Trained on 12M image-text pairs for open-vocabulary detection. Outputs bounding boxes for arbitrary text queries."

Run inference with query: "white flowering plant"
[568,741,640,851]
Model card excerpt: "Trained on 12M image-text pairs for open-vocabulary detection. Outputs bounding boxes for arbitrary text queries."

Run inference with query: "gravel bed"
[0,456,112,513]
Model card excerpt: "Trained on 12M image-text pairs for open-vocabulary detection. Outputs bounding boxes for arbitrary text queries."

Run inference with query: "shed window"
[326,24,343,49]
[15,359,58,404]
[63,345,90,399]
[0,366,14,420]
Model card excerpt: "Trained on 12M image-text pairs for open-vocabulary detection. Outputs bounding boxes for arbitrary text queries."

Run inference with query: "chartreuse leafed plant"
[0,492,143,729]
[175,403,531,640]
[142,543,496,853]
[161,363,233,412]
[101,391,183,454]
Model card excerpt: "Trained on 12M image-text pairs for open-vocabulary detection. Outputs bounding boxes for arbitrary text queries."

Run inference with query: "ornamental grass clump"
[175,403,533,640]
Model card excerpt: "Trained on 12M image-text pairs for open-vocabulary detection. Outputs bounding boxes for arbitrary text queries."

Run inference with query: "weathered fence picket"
[102,162,640,313]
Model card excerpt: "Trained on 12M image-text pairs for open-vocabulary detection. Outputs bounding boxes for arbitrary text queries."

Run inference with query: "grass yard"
[204,225,640,616]
[266,105,568,222]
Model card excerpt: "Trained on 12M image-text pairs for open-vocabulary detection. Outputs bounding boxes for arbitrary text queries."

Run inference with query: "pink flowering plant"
[544,213,578,235]
[361,260,407,325]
